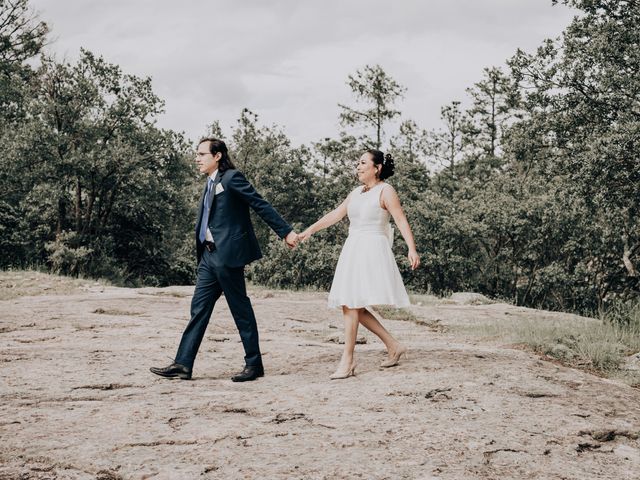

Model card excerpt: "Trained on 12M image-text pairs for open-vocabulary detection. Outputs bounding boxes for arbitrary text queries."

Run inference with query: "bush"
[0,200,25,268]
[45,231,93,276]
[603,299,640,331]
[248,227,346,290]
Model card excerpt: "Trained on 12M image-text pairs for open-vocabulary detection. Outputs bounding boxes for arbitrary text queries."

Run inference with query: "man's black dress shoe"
[231,365,264,382]
[150,363,192,380]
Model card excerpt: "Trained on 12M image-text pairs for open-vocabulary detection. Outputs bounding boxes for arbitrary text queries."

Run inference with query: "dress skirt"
[327,229,410,309]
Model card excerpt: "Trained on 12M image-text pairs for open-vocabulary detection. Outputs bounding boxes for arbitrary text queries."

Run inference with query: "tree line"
[1,0,638,320]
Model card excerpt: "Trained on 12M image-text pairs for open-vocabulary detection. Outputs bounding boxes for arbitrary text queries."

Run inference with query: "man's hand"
[284,231,299,249]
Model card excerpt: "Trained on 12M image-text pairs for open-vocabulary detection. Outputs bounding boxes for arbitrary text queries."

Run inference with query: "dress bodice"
[347,183,392,239]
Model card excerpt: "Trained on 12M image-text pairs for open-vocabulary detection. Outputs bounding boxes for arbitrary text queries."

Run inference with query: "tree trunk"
[56,197,66,237]
[376,104,382,149]
[622,235,638,277]
[490,86,497,157]
[75,178,82,233]
[101,185,118,228]
[83,188,96,236]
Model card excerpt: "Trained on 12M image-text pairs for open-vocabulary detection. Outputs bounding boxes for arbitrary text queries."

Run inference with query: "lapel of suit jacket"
[210,170,223,211]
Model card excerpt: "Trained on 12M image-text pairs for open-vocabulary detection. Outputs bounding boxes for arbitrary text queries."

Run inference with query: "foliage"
[508,0,640,308]
[0,0,48,125]
[1,0,638,328]
[1,48,195,285]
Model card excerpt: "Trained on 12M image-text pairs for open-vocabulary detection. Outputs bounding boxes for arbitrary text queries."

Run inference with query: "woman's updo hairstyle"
[366,149,395,180]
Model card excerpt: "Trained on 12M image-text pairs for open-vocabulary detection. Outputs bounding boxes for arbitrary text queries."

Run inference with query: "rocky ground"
[1,273,639,479]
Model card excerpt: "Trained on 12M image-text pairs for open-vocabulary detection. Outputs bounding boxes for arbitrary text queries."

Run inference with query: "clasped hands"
[283,228,312,249]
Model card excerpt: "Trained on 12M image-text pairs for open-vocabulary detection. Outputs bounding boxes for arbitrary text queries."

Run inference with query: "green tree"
[387,120,432,291]
[390,119,429,164]
[0,0,48,125]
[311,132,360,212]
[425,101,470,172]
[3,49,194,284]
[465,67,522,160]
[509,0,640,306]
[0,0,48,265]
[229,108,316,227]
[338,64,406,148]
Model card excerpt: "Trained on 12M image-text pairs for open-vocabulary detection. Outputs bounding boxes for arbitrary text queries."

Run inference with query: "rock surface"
[1,283,639,479]
[449,292,494,305]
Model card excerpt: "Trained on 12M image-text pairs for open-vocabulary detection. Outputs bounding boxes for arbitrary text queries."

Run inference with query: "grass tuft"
[373,305,418,322]
[455,312,640,385]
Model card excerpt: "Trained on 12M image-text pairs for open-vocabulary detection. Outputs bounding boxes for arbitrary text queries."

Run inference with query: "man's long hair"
[199,137,236,172]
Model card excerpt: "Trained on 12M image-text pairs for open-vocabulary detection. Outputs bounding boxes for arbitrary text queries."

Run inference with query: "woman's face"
[356,153,380,184]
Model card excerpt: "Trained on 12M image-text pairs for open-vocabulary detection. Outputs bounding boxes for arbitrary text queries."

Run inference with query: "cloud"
[30,0,577,147]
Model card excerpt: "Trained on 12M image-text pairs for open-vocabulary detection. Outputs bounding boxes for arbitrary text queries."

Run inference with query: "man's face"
[195,141,220,175]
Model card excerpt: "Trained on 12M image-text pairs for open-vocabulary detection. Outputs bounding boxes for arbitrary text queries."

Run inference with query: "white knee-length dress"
[327,183,411,309]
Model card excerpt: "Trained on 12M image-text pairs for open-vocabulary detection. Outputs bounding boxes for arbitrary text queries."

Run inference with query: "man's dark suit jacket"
[195,169,292,267]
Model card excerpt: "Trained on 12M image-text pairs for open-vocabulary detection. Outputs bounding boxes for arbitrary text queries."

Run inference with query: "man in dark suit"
[151,138,298,382]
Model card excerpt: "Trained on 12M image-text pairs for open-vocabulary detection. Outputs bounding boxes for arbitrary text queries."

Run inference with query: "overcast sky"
[30,0,577,148]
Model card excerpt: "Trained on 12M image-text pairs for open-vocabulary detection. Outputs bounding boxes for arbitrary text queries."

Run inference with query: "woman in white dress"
[299,149,420,379]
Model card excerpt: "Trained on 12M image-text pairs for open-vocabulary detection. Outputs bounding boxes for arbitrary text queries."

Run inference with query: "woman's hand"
[298,228,313,242]
[408,249,420,270]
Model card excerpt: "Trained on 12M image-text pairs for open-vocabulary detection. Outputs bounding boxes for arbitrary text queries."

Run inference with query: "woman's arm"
[381,185,420,270]
[299,196,349,241]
